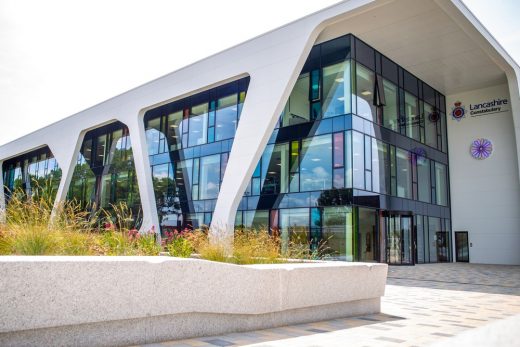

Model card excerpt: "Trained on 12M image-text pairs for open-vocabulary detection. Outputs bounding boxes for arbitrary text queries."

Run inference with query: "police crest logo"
[451,101,466,121]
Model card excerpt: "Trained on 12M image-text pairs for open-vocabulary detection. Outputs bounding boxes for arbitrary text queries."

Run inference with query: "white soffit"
[317,0,507,95]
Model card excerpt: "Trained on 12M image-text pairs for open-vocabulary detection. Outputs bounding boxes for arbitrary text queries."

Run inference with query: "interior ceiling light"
[335,77,344,83]
[361,90,372,96]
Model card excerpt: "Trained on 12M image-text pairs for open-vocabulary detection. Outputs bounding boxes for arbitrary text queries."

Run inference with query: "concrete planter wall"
[0,256,387,346]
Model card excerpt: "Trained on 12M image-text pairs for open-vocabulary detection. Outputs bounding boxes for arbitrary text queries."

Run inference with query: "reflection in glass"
[280,208,309,251]
[383,79,398,131]
[372,139,389,194]
[435,162,448,206]
[215,94,238,141]
[396,148,412,199]
[322,206,352,260]
[358,207,377,262]
[199,155,221,200]
[428,217,441,262]
[261,143,289,195]
[352,131,364,189]
[300,135,332,191]
[404,92,420,141]
[188,103,208,147]
[424,103,438,149]
[355,63,376,122]
[418,158,431,203]
[322,61,351,118]
[281,74,310,127]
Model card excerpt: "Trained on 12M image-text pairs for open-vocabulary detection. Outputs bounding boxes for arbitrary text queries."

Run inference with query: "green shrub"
[167,237,193,258]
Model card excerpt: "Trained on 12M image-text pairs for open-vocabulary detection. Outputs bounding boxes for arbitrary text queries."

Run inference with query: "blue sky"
[0,0,518,145]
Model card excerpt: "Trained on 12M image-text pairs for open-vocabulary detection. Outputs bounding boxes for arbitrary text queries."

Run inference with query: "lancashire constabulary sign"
[451,98,509,121]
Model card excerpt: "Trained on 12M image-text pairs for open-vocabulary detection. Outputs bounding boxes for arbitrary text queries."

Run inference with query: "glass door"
[455,231,469,262]
[385,214,414,265]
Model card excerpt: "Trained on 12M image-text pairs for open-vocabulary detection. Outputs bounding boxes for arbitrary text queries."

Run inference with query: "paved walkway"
[139,263,520,347]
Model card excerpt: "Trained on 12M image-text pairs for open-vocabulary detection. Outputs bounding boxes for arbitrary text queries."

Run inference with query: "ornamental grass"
[1,183,332,261]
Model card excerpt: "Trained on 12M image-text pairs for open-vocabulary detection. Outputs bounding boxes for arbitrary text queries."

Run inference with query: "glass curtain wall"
[67,122,141,217]
[237,34,450,264]
[2,147,62,203]
[144,77,250,233]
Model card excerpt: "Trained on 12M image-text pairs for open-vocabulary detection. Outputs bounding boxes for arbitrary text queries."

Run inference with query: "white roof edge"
[450,0,520,86]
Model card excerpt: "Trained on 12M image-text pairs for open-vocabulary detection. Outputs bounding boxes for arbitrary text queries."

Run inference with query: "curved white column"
[0,162,5,223]
[126,117,161,237]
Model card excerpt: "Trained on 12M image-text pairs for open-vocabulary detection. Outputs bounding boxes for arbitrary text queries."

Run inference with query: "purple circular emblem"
[470,138,493,160]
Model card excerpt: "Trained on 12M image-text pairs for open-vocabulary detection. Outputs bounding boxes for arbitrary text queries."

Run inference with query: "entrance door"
[385,214,414,265]
[455,231,469,262]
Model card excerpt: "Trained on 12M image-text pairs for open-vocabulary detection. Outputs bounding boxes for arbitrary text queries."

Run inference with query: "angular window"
[167,111,183,151]
[146,117,162,155]
[215,93,238,141]
[68,123,140,216]
[260,143,289,195]
[322,61,351,118]
[281,74,310,127]
[3,147,62,204]
[300,135,332,192]
[188,103,208,147]
[355,63,376,122]
[396,148,412,199]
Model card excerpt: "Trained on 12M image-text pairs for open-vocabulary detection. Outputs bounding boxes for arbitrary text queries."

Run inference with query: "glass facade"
[1,34,452,264]
[67,122,141,217]
[140,35,450,263]
[237,34,451,263]
[144,77,250,233]
[2,146,62,202]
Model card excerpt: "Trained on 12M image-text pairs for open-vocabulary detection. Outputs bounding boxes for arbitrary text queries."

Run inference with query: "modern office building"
[1,0,519,265]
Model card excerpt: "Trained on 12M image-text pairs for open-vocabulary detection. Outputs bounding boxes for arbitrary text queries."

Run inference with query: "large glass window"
[396,148,412,199]
[300,135,332,192]
[417,158,431,203]
[215,94,238,141]
[372,139,389,194]
[404,92,420,141]
[280,208,309,249]
[199,155,220,200]
[352,131,365,189]
[167,111,183,151]
[322,206,352,260]
[428,217,441,262]
[260,143,289,195]
[383,79,398,131]
[281,74,310,127]
[435,162,448,206]
[355,63,376,122]
[3,147,62,204]
[241,210,269,229]
[188,103,208,147]
[424,103,438,149]
[322,61,351,118]
[68,124,140,215]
